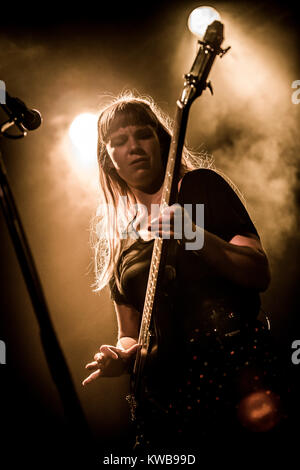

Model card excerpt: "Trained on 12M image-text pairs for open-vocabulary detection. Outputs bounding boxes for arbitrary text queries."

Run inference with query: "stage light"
[188,6,221,40]
[69,113,98,169]
[237,390,280,432]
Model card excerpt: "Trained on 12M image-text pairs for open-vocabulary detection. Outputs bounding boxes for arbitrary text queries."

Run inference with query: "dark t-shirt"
[107,170,286,444]
[109,169,260,333]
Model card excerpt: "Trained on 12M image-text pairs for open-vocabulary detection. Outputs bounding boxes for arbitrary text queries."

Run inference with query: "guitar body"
[128,243,179,417]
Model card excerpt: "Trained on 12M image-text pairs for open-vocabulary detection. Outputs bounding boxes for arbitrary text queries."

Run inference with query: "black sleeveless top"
[109,169,261,339]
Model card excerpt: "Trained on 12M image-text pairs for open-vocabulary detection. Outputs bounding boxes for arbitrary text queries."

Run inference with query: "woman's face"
[106,124,164,193]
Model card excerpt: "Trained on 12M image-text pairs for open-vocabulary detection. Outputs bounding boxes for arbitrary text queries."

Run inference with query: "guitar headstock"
[179,20,230,107]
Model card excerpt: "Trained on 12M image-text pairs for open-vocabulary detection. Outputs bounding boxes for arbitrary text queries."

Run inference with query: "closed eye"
[109,126,155,147]
[111,136,127,146]
[135,128,154,140]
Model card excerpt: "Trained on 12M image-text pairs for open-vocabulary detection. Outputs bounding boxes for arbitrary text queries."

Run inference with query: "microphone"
[3,92,42,131]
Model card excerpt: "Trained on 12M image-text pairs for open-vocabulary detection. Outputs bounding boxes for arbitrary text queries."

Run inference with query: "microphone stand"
[0,110,93,461]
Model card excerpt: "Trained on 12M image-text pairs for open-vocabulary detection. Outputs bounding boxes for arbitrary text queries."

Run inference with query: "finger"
[85,361,99,370]
[149,211,173,227]
[150,216,159,224]
[123,343,142,357]
[153,231,175,239]
[161,207,176,219]
[162,206,185,227]
[99,345,119,360]
[82,369,102,386]
[159,220,175,231]
[94,352,104,362]
[151,217,175,229]
[163,214,175,225]
[150,220,164,228]
[148,223,169,234]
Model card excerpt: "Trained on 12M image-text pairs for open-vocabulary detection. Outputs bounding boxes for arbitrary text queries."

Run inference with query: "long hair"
[92,91,229,293]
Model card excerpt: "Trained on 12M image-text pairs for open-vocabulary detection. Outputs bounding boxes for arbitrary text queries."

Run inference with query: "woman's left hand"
[148,203,203,250]
[148,203,184,239]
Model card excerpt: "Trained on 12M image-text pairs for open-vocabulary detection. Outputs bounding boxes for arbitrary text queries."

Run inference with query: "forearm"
[191,228,270,291]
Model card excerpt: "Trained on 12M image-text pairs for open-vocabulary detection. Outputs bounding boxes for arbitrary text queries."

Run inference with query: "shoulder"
[180,168,235,194]
[182,168,214,179]
[179,168,248,213]
[181,168,227,185]
[179,169,258,240]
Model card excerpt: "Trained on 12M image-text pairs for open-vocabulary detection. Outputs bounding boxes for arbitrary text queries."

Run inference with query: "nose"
[128,134,143,154]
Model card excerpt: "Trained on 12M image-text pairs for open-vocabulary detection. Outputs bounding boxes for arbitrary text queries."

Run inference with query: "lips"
[130,156,149,165]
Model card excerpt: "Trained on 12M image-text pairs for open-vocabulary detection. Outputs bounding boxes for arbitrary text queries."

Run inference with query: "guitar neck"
[161,103,191,209]
[133,102,191,389]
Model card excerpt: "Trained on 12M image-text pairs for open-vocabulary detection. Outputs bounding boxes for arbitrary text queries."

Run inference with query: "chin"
[135,175,164,194]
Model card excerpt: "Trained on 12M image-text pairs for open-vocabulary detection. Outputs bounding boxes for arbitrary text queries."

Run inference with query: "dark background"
[0,0,299,465]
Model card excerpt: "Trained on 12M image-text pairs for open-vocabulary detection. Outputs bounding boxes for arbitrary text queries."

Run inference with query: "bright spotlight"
[69,113,98,169]
[188,6,221,40]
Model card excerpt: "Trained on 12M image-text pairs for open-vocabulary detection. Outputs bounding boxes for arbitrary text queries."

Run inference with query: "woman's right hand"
[82,343,140,386]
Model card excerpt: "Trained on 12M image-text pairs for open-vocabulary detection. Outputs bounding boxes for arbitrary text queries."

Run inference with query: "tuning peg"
[220,46,231,58]
[206,81,214,95]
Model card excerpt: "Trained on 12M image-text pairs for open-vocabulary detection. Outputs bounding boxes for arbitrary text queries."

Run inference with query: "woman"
[82,92,284,452]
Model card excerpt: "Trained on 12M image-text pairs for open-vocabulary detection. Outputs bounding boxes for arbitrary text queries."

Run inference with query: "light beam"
[69,113,98,169]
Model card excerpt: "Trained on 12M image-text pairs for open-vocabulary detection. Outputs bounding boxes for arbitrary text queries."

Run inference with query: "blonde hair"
[91,91,235,293]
